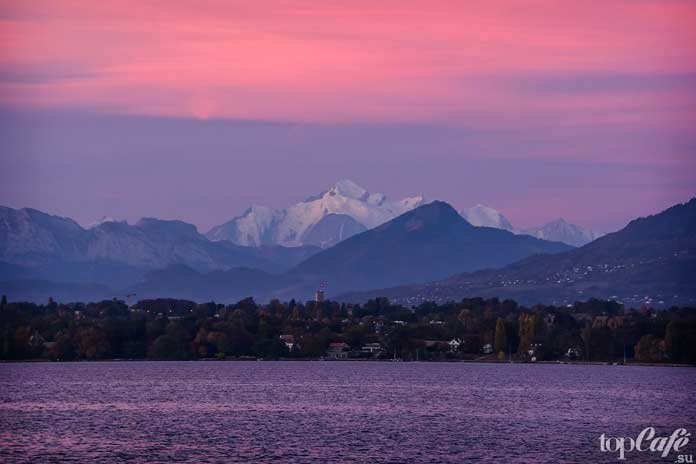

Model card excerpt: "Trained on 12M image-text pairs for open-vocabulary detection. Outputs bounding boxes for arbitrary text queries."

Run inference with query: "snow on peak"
[327,179,369,200]
[548,218,569,226]
[525,218,600,247]
[84,216,117,229]
[462,204,515,231]
[207,180,429,248]
[459,205,598,247]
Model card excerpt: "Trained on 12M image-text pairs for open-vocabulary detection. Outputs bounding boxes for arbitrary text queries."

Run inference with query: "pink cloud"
[0,0,694,129]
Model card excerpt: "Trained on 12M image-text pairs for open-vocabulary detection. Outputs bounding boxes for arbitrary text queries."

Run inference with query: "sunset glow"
[0,1,695,231]
[2,1,695,123]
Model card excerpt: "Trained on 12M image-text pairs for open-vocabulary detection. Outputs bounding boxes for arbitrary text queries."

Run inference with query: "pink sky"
[0,1,695,231]
[2,1,695,124]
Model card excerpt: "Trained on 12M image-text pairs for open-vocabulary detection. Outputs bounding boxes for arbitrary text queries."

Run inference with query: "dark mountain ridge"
[339,198,696,307]
[289,201,571,296]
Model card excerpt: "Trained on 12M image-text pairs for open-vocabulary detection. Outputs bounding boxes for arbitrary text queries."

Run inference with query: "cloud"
[0,1,694,123]
[507,72,696,96]
[0,63,99,84]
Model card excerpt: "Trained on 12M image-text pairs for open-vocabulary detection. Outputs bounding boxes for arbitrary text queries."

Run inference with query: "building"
[279,334,299,352]
[527,343,543,361]
[565,347,580,359]
[448,338,463,353]
[326,342,350,359]
[315,290,325,303]
[361,343,383,356]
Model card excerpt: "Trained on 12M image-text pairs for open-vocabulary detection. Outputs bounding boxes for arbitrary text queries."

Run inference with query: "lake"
[1,361,694,463]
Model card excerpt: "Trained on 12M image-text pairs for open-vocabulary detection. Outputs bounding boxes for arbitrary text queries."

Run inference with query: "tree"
[494,318,507,357]
[50,334,76,360]
[663,321,694,363]
[75,326,110,359]
[634,335,665,363]
[149,322,191,359]
[518,313,537,355]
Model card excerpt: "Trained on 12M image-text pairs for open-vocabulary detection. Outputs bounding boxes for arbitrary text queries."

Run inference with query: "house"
[527,343,543,358]
[448,338,463,353]
[361,343,383,356]
[565,347,580,359]
[28,331,45,350]
[326,342,350,359]
[43,341,57,352]
[279,334,299,352]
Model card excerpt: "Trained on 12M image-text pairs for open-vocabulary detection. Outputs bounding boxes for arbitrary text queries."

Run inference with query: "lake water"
[0,361,694,463]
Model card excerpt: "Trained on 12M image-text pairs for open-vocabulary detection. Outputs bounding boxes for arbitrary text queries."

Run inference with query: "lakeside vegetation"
[1,295,695,364]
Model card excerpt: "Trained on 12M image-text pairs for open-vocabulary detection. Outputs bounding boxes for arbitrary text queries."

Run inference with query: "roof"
[328,342,350,349]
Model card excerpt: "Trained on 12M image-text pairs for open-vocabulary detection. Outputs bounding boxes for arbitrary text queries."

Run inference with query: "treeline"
[1,295,695,364]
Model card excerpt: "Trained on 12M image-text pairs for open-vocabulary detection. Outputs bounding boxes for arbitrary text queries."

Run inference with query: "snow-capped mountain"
[83,216,118,229]
[207,179,428,248]
[461,204,515,231]
[0,206,86,264]
[206,205,284,246]
[521,218,601,248]
[459,204,599,246]
[0,206,320,287]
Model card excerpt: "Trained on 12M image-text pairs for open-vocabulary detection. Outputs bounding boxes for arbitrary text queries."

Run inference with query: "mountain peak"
[84,216,117,229]
[294,199,570,297]
[462,204,515,231]
[413,200,460,217]
[327,179,369,200]
[208,180,428,247]
[380,200,465,233]
[525,218,598,247]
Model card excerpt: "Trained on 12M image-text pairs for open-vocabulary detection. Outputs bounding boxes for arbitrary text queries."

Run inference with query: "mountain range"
[206,180,598,248]
[120,201,571,303]
[0,199,572,303]
[461,204,600,247]
[3,180,684,307]
[340,198,696,308]
[206,179,427,248]
[0,206,319,289]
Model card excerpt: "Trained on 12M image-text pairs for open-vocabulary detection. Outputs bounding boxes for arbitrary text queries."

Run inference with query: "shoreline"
[1,358,693,368]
